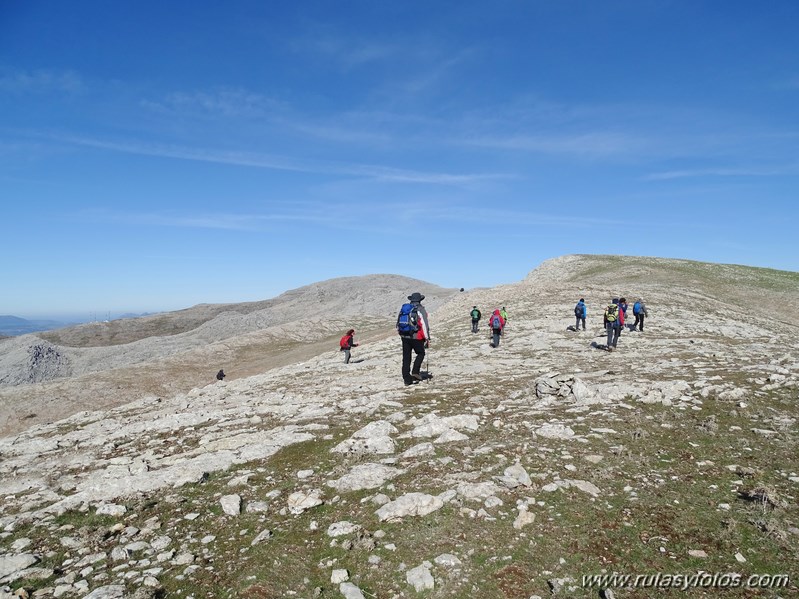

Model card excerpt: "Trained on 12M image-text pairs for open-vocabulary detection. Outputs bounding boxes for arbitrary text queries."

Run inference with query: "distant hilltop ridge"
[0,255,797,437]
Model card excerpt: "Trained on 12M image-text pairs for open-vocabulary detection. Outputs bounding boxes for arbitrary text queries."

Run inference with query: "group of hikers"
[470,305,508,348]
[337,291,651,386]
[576,296,649,352]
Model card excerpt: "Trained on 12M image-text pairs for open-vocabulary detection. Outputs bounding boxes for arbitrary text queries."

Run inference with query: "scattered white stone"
[688,549,708,558]
[150,536,172,551]
[339,582,365,599]
[457,481,503,501]
[96,503,127,517]
[251,529,273,546]
[227,474,252,486]
[513,508,536,530]
[184,512,200,520]
[484,496,503,509]
[327,463,403,493]
[246,501,269,513]
[287,489,325,514]
[434,553,462,568]
[406,562,435,592]
[331,568,349,584]
[220,494,242,516]
[735,552,747,563]
[297,469,314,479]
[0,554,39,579]
[535,423,576,440]
[504,464,532,487]
[434,429,469,443]
[10,538,32,551]
[376,493,445,522]
[401,442,436,458]
[82,586,126,599]
[332,420,398,455]
[174,552,195,565]
[327,521,361,538]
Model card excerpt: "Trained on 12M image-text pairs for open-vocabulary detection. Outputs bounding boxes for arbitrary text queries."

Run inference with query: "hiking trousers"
[606,324,621,348]
[401,337,425,382]
[637,314,645,331]
[575,316,586,330]
[471,319,479,333]
[491,328,502,347]
[342,349,351,364]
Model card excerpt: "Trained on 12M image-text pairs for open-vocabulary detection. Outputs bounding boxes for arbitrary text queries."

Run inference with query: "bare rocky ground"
[0,275,457,437]
[0,255,797,599]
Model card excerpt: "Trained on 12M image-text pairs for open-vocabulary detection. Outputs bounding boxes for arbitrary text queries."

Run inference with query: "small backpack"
[339,335,351,349]
[470,309,480,320]
[397,304,419,335]
[633,302,641,315]
[574,303,583,317]
[490,314,502,329]
[605,304,619,323]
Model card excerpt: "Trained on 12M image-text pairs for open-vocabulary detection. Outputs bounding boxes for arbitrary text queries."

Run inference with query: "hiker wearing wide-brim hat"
[397,292,430,385]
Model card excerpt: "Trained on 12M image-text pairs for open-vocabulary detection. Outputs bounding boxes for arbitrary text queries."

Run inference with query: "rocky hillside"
[0,255,797,598]
[0,275,457,436]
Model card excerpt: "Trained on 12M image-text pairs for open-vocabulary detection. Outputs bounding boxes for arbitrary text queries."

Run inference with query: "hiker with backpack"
[632,299,649,331]
[397,292,430,385]
[339,329,359,364]
[500,307,509,329]
[604,298,624,352]
[574,298,587,331]
[470,306,481,333]
[489,309,505,348]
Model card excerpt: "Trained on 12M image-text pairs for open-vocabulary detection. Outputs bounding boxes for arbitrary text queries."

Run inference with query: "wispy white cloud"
[462,131,642,158]
[94,209,334,231]
[50,133,507,185]
[0,68,83,93]
[643,164,798,181]
[141,88,285,119]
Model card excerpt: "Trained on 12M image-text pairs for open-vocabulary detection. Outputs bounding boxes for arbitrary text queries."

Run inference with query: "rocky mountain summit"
[1,255,797,598]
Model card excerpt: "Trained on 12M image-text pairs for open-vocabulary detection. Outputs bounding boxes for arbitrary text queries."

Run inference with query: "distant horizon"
[7,251,798,322]
[3,2,796,316]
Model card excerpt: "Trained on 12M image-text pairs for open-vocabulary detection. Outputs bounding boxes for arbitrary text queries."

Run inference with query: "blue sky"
[2,1,797,319]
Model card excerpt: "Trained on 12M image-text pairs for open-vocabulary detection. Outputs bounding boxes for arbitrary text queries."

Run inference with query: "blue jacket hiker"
[632,299,649,331]
[397,292,430,385]
[574,298,586,331]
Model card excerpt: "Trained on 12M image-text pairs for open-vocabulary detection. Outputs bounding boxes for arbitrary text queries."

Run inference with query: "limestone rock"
[220,494,242,516]
[339,582,366,599]
[331,568,349,583]
[376,493,445,522]
[513,507,536,529]
[406,562,435,592]
[327,521,361,538]
[0,554,39,579]
[287,489,324,514]
[327,463,403,493]
[82,586,126,599]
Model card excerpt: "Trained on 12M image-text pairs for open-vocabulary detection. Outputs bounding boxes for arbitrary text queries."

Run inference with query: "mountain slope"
[0,274,457,436]
[0,255,796,598]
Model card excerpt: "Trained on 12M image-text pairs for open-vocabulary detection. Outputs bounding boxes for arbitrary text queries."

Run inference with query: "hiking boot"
[411,373,423,381]
[404,379,419,386]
